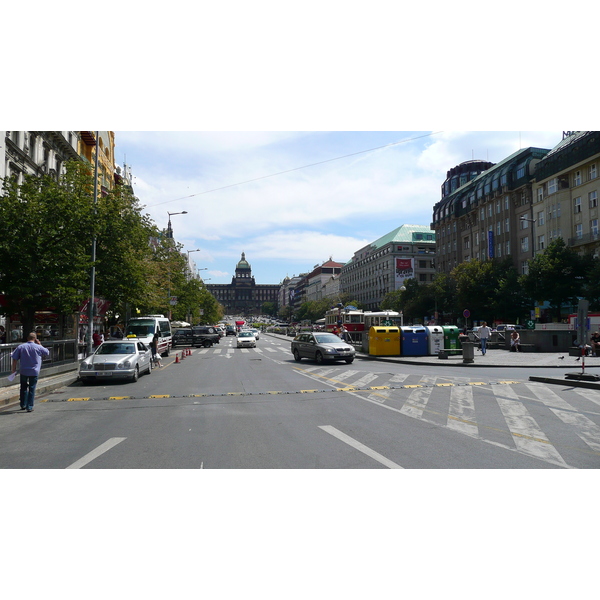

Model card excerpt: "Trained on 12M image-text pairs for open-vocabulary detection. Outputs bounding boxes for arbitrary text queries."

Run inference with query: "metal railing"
[0,339,79,377]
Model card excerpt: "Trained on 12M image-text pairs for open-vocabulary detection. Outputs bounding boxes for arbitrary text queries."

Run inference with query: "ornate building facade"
[206,253,279,317]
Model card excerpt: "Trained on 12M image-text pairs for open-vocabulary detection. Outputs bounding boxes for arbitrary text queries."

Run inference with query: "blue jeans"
[480,338,488,354]
[20,374,39,410]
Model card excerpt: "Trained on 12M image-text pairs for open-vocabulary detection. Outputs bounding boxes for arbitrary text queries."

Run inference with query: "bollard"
[462,341,474,364]
[175,354,180,363]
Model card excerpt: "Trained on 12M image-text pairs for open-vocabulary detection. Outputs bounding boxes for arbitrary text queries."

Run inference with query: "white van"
[125,315,172,356]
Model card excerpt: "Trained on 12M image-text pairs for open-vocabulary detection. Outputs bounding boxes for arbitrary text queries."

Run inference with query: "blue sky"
[114,131,564,285]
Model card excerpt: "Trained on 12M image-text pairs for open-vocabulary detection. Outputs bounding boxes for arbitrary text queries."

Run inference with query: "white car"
[237,331,257,348]
[79,338,152,383]
[251,328,260,340]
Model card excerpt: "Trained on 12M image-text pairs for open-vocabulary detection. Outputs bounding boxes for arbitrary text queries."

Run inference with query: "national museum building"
[206,253,279,316]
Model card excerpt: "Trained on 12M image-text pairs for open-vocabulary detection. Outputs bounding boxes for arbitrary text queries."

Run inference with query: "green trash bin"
[368,326,401,356]
[442,326,461,355]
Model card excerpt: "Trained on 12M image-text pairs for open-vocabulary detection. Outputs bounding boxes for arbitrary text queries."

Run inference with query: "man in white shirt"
[479,321,492,355]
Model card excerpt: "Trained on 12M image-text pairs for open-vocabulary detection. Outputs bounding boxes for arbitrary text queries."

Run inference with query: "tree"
[520,238,588,320]
[0,162,97,338]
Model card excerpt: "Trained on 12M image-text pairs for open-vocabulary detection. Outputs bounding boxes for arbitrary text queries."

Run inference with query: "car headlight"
[324,348,336,354]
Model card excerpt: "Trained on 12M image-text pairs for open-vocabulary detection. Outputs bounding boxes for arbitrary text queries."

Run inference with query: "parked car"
[496,324,524,331]
[79,338,152,383]
[291,332,355,364]
[237,331,257,348]
[191,326,221,347]
[172,328,193,347]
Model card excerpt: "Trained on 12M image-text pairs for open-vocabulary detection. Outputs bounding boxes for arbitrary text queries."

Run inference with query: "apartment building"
[530,131,600,262]
[340,224,436,311]
[432,147,550,275]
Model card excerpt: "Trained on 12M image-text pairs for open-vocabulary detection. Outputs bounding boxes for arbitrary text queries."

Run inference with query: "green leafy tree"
[0,162,97,338]
[520,238,588,320]
[582,254,600,310]
[94,182,157,323]
[451,260,497,324]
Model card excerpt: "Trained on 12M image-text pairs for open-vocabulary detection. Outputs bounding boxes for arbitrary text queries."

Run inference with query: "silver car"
[79,338,152,383]
[237,331,257,348]
[291,332,355,364]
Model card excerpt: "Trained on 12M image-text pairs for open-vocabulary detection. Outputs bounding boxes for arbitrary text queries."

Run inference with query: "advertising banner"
[395,258,414,289]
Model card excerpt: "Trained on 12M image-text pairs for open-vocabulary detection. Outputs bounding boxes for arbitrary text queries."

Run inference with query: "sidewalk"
[0,368,79,412]
[268,333,600,390]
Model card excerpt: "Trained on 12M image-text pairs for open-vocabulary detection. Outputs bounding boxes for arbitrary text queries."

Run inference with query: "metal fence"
[0,339,79,377]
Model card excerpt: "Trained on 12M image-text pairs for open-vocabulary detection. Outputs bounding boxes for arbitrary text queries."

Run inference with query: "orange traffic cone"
[187,348,191,356]
[175,353,180,363]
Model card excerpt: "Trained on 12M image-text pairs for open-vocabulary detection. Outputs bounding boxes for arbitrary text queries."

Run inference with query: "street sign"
[463,309,470,318]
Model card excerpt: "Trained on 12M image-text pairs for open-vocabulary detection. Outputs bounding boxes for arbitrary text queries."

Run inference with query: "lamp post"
[186,248,201,281]
[167,211,187,239]
[520,216,536,258]
[86,131,100,357]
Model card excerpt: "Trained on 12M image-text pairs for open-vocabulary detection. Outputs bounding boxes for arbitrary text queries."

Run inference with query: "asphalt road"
[1,334,599,469]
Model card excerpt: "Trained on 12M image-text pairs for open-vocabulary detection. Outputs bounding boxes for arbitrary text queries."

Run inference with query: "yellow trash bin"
[368,326,401,356]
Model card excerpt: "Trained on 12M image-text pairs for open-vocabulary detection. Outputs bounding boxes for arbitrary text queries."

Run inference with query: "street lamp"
[520,216,536,258]
[167,211,187,239]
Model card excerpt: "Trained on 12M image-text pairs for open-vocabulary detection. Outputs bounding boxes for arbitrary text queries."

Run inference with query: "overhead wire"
[147,131,443,207]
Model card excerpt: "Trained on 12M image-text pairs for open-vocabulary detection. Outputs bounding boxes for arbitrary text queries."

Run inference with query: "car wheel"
[203,340,212,347]
[345,358,354,364]
[293,349,302,362]
[131,365,139,382]
[315,351,324,364]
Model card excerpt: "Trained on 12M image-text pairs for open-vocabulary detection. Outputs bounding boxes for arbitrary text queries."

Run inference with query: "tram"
[364,311,403,329]
[324,308,366,333]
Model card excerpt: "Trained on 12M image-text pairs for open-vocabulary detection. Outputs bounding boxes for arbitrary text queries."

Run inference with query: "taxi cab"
[79,336,152,383]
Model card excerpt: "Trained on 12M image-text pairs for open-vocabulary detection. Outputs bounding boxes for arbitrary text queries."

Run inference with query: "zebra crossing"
[291,363,600,469]
[195,342,600,467]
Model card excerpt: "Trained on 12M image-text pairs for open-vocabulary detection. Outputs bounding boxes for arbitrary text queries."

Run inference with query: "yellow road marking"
[67,398,90,402]
[150,394,170,398]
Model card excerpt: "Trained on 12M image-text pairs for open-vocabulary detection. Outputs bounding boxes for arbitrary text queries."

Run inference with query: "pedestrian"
[479,321,492,355]
[150,333,162,367]
[0,325,6,343]
[510,330,521,352]
[92,330,102,349]
[590,331,600,357]
[10,332,50,412]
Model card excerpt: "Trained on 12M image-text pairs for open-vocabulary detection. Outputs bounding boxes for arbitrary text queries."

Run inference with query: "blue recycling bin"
[400,326,429,356]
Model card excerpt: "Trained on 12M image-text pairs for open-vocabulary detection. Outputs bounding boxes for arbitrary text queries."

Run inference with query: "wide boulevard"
[1,333,599,469]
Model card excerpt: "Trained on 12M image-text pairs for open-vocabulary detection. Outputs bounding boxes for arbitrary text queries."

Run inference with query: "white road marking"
[319,426,403,469]
[447,385,479,438]
[66,437,127,469]
[492,385,569,467]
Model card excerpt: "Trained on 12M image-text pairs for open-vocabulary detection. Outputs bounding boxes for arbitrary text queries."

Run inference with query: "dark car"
[225,326,236,336]
[172,328,193,347]
[291,332,355,364]
[191,326,221,347]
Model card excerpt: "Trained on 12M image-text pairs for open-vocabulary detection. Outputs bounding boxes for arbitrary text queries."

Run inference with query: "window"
[496,201,501,214]
[480,208,485,221]
[574,197,582,213]
[537,211,545,226]
[537,187,544,202]
[548,178,558,194]
[516,163,526,179]
[487,204,492,217]
[505,218,510,232]
[537,234,545,251]
[573,171,582,186]
[505,196,510,210]
[496,222,501,235]
[591,219,599,236]
[521,261,529,275]
[589,191,598,208]
[521,236,529,253]
[464,237,470,249]
[505,241,510,255]
[496,243,502,257]
[520,218,529,230]
[576,224,583,239]
[590,163,597,180]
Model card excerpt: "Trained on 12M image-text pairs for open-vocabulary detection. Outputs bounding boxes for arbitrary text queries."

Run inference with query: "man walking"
[479,321,492,356]
[11,332,50,412]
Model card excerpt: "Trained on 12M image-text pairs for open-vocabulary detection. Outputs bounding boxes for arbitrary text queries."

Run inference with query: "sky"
[114,130,565,285]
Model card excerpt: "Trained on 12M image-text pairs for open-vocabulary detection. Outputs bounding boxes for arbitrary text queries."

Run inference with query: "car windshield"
[239,332,254,337]
[314,334,344,343]
[97,343,136,355]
